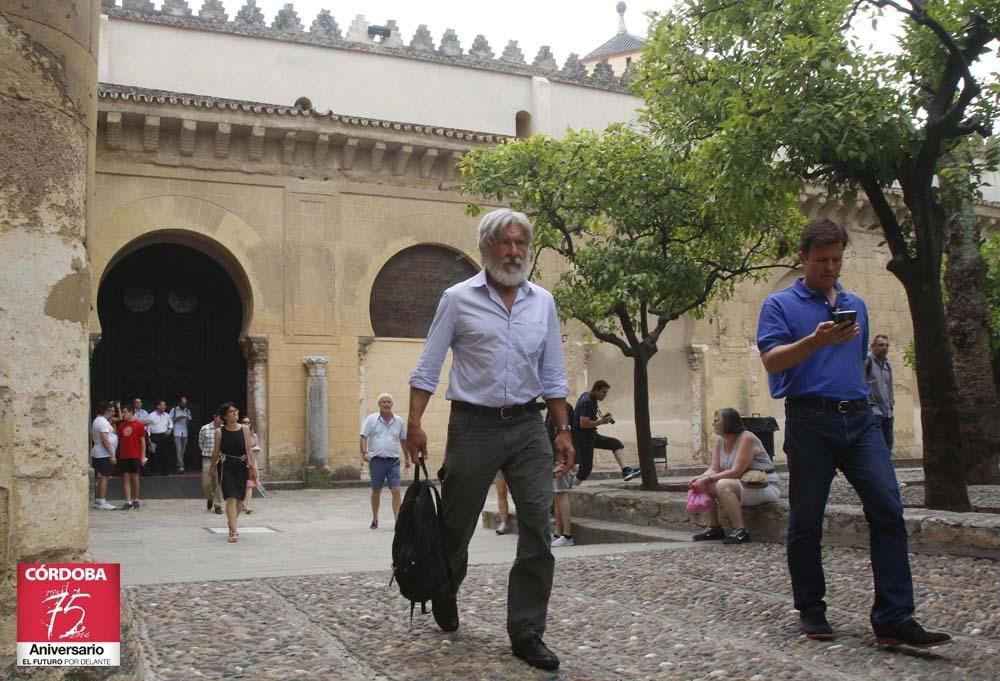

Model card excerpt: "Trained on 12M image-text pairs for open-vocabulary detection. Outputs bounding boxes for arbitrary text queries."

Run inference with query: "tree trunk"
[944,191,1000,483]
[632,350,659,490]
[900,270,972,511]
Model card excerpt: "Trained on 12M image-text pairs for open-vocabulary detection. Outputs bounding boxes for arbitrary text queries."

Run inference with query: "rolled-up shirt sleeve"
[538,295,569,400]
[409,291,457,394]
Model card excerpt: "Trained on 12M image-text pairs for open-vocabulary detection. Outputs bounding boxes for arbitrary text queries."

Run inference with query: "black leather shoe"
[874,618,952,648]
[800,610,833,640]
[691,526,725,541]
[511,633,559,671]
[432,595,459,632]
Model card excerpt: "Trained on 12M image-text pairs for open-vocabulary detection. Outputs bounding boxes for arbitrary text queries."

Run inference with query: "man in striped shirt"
[199,414,223,514]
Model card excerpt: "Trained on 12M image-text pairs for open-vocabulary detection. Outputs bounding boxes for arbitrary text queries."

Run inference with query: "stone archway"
[91,242,247,472]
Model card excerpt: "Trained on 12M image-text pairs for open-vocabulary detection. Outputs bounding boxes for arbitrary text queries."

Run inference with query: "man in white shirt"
[147,399,173,475]
[360,393,409,529]
[170,396,192,473]
[199,414,223,513]
[91,401,119,510]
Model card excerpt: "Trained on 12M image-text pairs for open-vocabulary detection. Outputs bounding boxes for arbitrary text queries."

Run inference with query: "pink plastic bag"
[686,488,715,514]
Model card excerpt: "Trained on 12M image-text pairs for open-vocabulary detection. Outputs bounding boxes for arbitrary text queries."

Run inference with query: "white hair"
[477,209,533,256]
[377,393,394,404]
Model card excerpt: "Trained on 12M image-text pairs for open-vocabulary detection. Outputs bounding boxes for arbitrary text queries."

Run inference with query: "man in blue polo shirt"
[757,218,949,648]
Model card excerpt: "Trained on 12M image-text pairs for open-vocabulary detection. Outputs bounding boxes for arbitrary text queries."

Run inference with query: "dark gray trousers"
[439,406,554,641]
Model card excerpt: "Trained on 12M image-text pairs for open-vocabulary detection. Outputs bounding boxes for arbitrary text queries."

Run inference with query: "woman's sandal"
[228,530,239,543]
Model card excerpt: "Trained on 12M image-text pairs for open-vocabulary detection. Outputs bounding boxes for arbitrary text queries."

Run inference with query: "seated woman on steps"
[689,408,781,545]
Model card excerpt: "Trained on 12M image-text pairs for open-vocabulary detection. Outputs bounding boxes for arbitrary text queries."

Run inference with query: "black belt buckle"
[837,400,851,413]
[499,405,522,420]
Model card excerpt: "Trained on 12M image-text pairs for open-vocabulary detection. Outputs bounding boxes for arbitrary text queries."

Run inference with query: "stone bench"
[569,486,1000,559]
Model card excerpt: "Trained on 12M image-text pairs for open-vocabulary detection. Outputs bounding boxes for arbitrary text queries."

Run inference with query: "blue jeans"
[878,415,894,453]
[783,403,913,627]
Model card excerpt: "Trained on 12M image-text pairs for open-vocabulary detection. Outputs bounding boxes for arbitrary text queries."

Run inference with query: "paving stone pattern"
[129,544,1000,680]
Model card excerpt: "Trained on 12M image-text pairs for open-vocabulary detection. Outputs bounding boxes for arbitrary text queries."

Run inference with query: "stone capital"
[687,344,708,372]
[303,355,329,377]
[240,334,269,364]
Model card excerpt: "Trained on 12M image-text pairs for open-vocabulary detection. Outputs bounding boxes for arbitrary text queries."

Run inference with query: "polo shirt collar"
[792,277,844,300]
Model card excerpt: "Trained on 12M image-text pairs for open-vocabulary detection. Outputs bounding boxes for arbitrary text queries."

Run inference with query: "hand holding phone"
[832,309,857,325]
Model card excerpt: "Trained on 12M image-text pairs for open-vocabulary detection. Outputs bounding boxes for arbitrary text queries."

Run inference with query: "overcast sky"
[223,1,665,61]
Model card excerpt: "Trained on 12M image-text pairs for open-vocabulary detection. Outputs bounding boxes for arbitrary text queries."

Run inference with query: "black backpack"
[391,460,453,621]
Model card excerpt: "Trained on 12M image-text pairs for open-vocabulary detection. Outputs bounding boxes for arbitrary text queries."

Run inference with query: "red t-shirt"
[117,420,146,460]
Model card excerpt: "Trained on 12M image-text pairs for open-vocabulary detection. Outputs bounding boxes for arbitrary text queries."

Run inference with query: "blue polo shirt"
[756,278,870,400]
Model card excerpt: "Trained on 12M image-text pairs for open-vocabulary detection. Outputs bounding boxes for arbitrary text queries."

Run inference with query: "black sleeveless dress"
[217,426,249,501]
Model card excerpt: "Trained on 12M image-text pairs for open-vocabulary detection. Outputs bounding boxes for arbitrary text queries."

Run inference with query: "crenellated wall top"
[102,1,634,94]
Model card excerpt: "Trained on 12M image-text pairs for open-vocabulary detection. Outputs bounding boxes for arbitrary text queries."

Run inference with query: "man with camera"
[756,217,949,648]
[573,380,639,484]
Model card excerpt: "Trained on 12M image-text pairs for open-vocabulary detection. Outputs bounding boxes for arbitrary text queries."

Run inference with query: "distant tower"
[580,2,646,76]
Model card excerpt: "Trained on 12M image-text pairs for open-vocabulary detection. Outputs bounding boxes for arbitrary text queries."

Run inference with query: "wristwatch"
[555,425,572,432]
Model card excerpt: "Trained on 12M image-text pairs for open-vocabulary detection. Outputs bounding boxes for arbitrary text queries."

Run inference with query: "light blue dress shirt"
[410,270,569,407]
[360,413,406,458]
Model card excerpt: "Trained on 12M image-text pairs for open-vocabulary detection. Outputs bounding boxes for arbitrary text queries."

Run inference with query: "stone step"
[481,509,693,545]
[567,485,1000,559]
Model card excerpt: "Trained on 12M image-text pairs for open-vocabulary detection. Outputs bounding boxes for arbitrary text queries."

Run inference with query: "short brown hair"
[799,218,849,255]
[592,380,610,392]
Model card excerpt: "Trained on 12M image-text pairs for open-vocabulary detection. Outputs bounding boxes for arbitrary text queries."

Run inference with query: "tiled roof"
[583,32,645,61]
[98,83,511,143]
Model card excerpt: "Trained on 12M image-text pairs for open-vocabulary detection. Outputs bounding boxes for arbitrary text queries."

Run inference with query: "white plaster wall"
[100,19,642,136]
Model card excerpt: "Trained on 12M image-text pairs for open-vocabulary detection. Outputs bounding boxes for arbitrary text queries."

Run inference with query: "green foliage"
[460,127,803,354]
[634,0,1000,259]
[983,230,1000,348]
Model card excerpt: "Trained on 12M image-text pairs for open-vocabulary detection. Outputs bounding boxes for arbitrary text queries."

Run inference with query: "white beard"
[484,253,530,288]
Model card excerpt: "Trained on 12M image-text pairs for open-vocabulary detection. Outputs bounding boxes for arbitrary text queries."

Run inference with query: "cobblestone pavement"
[129,543,1000,680]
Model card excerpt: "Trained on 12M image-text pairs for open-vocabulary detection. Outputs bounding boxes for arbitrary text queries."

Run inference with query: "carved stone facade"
[86,4,1000,484]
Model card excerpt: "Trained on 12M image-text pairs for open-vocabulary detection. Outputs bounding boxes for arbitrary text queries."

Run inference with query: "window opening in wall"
[515,111,533,139]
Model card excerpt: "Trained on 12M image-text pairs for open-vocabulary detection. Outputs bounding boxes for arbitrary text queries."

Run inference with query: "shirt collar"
[792,277,844,300]
[473,269,534,297]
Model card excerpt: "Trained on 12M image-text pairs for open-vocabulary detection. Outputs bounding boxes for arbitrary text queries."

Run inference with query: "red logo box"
[17,563,120,667]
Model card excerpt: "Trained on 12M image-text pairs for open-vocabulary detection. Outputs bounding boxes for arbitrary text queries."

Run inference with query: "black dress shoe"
[207,499,213,511]
[432,595,459,632]
[874,618,952,648]
[800,610,833,640]
[511,633,559,671]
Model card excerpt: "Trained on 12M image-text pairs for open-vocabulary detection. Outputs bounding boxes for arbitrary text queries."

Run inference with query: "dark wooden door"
[91,243,247,469]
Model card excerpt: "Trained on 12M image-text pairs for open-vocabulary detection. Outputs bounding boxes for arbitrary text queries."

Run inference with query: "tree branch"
[578,316,633,357]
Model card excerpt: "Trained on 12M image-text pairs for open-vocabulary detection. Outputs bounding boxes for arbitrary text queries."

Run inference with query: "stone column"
[241,335,269,471]
[688,344,710,464]
[303,356,329,468]
[0,0,101,673]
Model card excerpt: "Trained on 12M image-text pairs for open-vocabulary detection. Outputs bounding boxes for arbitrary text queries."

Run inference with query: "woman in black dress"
[209,402,257,542]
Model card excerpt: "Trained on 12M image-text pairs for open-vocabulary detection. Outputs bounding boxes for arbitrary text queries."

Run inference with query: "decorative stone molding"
[248,125,265,160]
[142,114,159,151]
[371,141,386,173]
[501,40,525,65]
[469,35,493,60]
[384,20,404,48]
[533,46,557,72]
[105,111,123,149]
[314,133,329,166]
[310,9,340,39]
[235,0,265,28]
[303,355,328,376]
[562,53,587,79]
[102,6,632,93]
[420,147,438,179]
[282,130,297,164]
[179,118,196,155]
[410,24,434,51]
[346,14,371,43]
[198,0,227,23]
[592,60,616,86]
[273,3,303,33]
[242,334,269,364]
[214,121,230,158]
[341,137,358,169]
[439,29,462,57]
[162,0,191,17]
[394,145,413,176]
